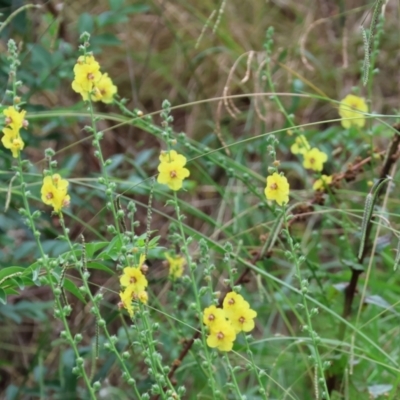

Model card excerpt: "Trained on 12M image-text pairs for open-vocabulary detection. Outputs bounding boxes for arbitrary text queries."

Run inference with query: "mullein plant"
[71,34,180,398]
[264,136,332,398]
[1,40,101,398]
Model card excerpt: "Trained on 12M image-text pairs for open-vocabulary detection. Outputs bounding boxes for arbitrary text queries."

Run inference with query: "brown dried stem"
[327,124,400,393]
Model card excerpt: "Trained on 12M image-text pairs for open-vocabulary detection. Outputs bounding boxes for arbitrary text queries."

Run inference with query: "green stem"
[173,191,219,397]
[58,215,142,399]
[282,208,330,400]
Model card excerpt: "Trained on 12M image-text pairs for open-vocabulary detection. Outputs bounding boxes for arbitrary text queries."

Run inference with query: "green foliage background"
[1,0,400,399]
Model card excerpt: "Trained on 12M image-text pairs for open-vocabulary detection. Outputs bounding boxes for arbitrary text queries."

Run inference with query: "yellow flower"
[120,266,148,292]
[118,287,148,318]
[203,305,226,327]
[41,174,70,213]
[159,150,183,164]
[137,290,148,304]
[303,148,328,172]
[71,55,102,100]
[3,106,26,131]
[313,175,333,191]
[339,94,368,129]
[157,151,190,191]
[119,288,134,318]
[1,128,24,158]
[91,73,117,104]
[290,135,310,155]
[228,305,257,333]
[206,320,236,352]
[223,292,247,319]
[165,253,186,279]
[264,172,290,206]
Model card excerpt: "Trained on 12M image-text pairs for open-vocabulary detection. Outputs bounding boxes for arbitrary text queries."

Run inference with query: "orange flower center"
[270,183,278,190]
[46,192,54,200]
[309,157,315,164]
[5,117,12,125]
[88,73,94,81]
[217,332,224,340]
[170,170,177,178]
[239,316,245,324]
[129,277,137,284]
[208,314,215,322]
[228,298,235,305]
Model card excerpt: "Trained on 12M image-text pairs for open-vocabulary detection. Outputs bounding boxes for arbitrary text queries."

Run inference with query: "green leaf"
[109,0,124,11]
[0,288,7,304]
[0,267,26,287]
[91,33,121,47]
[87,262,115,275]
[85,241,109,259]
[78,13,94,34]
[63,279,86,304]
[124,5,150,14]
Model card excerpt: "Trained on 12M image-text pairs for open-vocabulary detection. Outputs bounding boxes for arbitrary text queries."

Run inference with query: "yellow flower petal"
[339,94,368,129]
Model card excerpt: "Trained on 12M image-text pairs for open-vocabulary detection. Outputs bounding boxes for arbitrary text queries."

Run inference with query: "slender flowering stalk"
[172,191,219,396]
[282,209,331,399]
[4,39,98,399]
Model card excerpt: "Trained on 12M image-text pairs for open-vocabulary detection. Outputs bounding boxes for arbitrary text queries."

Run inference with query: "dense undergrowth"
[1,1,400,399]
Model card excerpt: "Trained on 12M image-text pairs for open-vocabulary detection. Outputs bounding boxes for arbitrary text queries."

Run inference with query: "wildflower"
[203,305,226,327]
[223,292,248,319]
[120,266,148,292]
[71,54,102,100]
[119,289,134,318]
[137,290,148,304]
[290,135,310,155]
[2,107,27,158]
[313,175,333,191]
[264,172,290,206]
[91,73,117,104]
[159,150,182,164]
[3,106,26,131]
[339,94,368,129]
[206,320,236,352]
[165,253,186,279]
[157,151,190,191]
[303,148,328,172]
[41,174,70,213]
[229,305,257,333]
[1,129,24,158]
